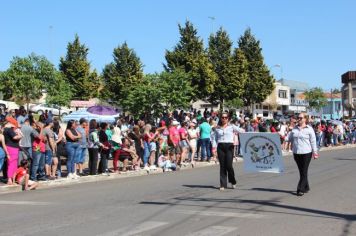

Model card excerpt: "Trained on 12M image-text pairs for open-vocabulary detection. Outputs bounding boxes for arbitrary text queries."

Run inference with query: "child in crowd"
[158,150,177,172]
[13,159,38,191]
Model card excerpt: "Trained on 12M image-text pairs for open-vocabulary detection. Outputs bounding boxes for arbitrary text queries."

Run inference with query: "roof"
[324,92,341,99]
[278,79,309,92]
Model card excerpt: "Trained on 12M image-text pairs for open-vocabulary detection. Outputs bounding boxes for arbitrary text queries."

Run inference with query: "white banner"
[240,133,284,173]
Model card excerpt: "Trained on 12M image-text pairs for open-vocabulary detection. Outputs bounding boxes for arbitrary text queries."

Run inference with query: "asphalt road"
[0,148,355,236]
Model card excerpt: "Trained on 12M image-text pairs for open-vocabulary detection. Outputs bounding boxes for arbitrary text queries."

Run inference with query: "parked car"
[30,104,73,117]
[0,100,20,111]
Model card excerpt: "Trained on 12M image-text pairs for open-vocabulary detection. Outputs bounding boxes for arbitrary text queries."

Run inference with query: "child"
[158,150,177,172]
[13,159,39,191]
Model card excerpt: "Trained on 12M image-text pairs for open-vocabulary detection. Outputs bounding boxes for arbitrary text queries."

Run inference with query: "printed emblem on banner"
[240,133,284,173]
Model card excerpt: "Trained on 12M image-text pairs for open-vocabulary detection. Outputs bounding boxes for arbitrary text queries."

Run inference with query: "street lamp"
[208,16,215,34]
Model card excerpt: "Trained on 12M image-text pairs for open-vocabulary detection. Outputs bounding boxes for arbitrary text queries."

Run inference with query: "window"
[278,90,287,98]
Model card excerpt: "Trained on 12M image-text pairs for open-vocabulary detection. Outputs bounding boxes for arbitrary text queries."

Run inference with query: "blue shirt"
[76,126,87,147]
[288,125,317,154]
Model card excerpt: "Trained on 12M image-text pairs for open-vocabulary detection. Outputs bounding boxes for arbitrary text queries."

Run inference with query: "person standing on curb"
[214,112,244,191]
[288,112,319,196]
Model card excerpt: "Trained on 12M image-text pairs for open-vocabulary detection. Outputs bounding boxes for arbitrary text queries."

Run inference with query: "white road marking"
[0,200,51,206]
[100,221,168,236]
[175,209,264,219]
[188,226,237,236]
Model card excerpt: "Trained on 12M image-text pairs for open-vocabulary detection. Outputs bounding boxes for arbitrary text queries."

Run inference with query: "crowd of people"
[0,106,355,191]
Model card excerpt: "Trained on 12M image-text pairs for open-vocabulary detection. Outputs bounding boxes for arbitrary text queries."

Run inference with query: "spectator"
[43,119,56,180]
[65,120,81,179]
[76,118,88,176]
[98,122,111,176]
[30,122,46,181]
[13,159,38,191]
[199,118,211,162]
[4,117,23,185]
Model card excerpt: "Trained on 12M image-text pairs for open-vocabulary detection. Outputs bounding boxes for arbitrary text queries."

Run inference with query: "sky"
[1,0,356,91]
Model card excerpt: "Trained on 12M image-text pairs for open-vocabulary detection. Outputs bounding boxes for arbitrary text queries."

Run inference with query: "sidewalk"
[1,144,355,194]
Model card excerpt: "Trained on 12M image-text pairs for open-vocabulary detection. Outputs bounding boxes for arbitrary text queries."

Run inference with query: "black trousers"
[293,152,312,193]
[217,143,236,188]
[88,148,99,175]
[98,151,109,174]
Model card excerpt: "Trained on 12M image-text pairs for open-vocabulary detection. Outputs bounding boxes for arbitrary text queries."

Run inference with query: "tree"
[59,34,101,100]
[164,20,217,100]
[46,72,73,110]
[238,28,274,109]
[159,70,194,111]
[0,53,57,110]
[208,28,247,110]
[120,74,162,120]
[304,87,328,111]
[102,42,144,106]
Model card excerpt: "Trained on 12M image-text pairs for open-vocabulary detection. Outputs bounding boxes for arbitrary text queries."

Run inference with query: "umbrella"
[87,105,119,116]
[62,109,117,124]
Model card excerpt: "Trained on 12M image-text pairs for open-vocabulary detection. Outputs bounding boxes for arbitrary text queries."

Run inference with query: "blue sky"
[1,0,355,90]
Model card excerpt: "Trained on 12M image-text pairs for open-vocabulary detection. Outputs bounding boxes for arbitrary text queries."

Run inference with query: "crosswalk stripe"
[175,209,264,219]
[100,221,168,236]
[188,226,237,236]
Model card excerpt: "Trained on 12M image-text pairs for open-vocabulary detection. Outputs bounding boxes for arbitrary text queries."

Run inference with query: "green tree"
[0,53,57,110]
[304,87,328,111]
[159,70,194,111]
[102,42,144,106]
[208,28,247,110]
[120,74,162,120]
[238,28,274,109]
[59,34,101,100]
[164,20,217,100]
[46,72,73,111]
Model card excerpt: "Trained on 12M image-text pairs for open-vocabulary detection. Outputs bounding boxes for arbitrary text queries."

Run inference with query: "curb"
[1,144,355,194]
[0,158,244,194]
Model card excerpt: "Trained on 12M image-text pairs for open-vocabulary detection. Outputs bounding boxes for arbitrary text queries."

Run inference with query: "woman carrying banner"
[288,112,319,196]
[214,112,244,191]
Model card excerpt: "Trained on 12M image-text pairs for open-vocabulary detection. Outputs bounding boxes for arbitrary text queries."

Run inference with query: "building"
[321,92,342,120]
[278,79,309,114]
[341,71,356,117]
[253,82,291,119]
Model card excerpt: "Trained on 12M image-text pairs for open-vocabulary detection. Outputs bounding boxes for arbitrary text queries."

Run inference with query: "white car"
[30,104,73,117]
[0,100,20,111]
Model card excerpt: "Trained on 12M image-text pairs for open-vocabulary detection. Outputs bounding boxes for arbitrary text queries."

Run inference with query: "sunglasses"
[221,116,228,119]
[297,117,304,120]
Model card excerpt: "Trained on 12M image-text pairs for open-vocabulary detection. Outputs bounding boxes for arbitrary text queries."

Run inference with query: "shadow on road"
[249,187,297,195]
[334,158,356,161]
[140,196,356,235]
[182,185,218,189]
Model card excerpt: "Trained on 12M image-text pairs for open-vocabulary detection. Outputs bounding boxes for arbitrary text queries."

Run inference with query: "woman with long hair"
[65,120,81,179]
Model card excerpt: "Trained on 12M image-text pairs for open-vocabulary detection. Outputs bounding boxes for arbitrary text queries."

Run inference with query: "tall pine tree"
[164,20,217,100]
[59,34,101,100]
[238,28,274,109]
[102,42,143,106]
[208,27,246,110]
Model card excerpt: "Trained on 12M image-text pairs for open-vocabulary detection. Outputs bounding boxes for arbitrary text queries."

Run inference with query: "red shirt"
[33,134,46,153]
[14,167,27,183]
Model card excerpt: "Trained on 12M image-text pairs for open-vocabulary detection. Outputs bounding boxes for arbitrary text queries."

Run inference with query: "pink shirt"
[169,126,180,145]
[179,127,188,140]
